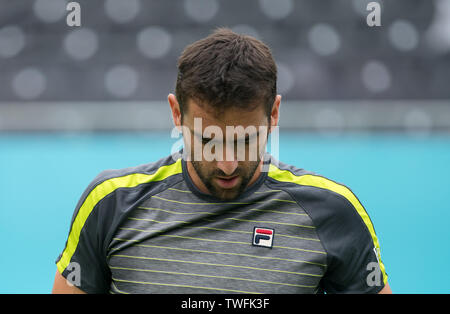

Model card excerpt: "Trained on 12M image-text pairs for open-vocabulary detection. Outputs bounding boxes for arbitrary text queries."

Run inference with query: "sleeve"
[313,188,388,293]
[286,181,388,294]
[55,171,118,294]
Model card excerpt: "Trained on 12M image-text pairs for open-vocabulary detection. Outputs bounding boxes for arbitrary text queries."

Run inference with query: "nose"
[216,160,239,176]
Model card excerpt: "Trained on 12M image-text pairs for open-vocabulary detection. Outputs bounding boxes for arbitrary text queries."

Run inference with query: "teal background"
[1,132,449,293]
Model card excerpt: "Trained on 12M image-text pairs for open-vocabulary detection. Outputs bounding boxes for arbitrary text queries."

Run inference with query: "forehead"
[183,99,268,128]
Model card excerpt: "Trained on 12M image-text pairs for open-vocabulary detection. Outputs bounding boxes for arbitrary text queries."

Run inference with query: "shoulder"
[70,153,183,242]
[266,158,388,292]
[266,158,351,208]
[56,154,184,279]
[88,154,183,194]
[267,159,366,221]
[266,158,380,251]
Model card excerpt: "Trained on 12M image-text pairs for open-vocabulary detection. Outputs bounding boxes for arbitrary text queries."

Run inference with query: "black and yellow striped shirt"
[56,153,387,294]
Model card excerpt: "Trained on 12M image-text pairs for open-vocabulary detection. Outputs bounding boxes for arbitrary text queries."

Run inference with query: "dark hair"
[175,28,277,121]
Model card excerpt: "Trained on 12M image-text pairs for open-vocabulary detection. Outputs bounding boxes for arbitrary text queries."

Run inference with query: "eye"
[202,137,212,144]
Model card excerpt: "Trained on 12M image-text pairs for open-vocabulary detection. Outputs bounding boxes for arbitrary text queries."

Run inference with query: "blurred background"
[0,0,449,293]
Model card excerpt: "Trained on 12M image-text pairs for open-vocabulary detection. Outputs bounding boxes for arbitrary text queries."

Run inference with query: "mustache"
[213,169,241,177]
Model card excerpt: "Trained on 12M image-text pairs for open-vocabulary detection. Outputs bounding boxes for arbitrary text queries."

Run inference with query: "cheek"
[238,161,258,175]
[182,135,197,160]
[249,160,262,176]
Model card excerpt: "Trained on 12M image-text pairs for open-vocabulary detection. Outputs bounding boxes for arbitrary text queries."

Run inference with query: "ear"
[168,93,182,130]
[269,95,281,132]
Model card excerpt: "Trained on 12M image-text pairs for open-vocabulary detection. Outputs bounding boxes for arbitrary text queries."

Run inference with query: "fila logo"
[252,227,274,248]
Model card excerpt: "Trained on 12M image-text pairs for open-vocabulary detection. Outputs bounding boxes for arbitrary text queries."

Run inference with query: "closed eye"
[202,137,212,145]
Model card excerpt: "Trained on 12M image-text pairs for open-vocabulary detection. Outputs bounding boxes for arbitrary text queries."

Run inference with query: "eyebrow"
[189,129,260,141]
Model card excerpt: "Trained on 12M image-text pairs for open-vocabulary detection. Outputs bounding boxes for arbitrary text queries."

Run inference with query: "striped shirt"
[56,153,387,294]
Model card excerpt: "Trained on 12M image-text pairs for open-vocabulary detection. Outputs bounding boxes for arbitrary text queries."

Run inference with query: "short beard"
[191,158,261,200]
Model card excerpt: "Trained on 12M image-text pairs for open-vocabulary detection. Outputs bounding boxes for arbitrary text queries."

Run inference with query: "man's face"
[181,100,270,200]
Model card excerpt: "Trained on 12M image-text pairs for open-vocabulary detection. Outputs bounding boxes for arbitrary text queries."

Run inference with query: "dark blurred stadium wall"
[0,0,449,132]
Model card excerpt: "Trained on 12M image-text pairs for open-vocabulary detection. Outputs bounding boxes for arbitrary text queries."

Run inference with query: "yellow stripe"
[137,206,217,215]
[241,208,308,216]
[111,281,129,294]
[224,217,315,229]
[139,205,308,217]
[127,233,326,255]
[134,208,313,228]
[111,277,261,294]
[268,164,388,284]
[254,189,282,194]
[121,224,320,242]
[167,187,192,193]
[128,217,190,224]
[113,253,326,275]
[112,239,326,270]
[161,234,251,245]
[110,266,316,288]
[152,195,297,205]
[263,198,297,203]
[56,159,182,274]
[151,195,251,205]
[178,234,326,254]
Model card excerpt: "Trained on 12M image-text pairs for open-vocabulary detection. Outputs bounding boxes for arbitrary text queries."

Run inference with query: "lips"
[215,175,239,189]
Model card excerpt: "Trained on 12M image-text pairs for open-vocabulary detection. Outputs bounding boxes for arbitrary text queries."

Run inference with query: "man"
[52,28,391,294]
